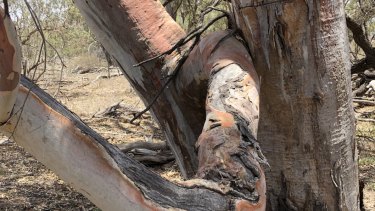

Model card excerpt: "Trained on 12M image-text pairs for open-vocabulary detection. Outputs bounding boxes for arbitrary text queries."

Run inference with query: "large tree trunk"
[232,0,359,210]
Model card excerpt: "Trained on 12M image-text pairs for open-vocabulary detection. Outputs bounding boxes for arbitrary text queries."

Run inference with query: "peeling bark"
[232,0,359,210]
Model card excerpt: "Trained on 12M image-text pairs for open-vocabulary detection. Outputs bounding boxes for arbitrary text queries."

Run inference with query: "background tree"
[8,0,94,78]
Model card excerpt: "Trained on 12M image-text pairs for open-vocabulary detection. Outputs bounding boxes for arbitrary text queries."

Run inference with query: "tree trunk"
[74,0,201,177]
[232,0,359,210]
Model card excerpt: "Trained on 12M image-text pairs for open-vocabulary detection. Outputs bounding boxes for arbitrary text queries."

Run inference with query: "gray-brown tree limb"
[346,16,375,74]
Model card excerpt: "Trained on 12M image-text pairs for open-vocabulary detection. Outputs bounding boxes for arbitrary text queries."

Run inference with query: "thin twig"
[7,0,48,141]
[134,13,226,67]
[130,14,227,123]
[130,38,200,123]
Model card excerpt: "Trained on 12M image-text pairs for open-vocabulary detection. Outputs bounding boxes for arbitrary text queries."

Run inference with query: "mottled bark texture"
[232,0,359,210]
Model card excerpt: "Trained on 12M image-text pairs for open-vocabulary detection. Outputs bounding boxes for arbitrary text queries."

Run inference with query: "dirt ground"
[0,60,375,210]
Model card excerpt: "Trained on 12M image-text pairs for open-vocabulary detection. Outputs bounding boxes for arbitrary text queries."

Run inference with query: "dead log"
[353,83,367,97]
[118,141,168,153]
[118,141,174,165]
[93,100,123,117]
[353,99,375,106]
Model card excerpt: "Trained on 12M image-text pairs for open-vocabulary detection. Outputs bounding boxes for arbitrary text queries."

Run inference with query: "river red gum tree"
[0,0,358,210]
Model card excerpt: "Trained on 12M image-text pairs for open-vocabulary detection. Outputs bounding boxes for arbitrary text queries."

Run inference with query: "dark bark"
[346,16,375,74]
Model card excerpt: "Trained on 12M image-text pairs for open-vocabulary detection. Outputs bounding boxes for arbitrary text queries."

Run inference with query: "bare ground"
[0,63,374,210]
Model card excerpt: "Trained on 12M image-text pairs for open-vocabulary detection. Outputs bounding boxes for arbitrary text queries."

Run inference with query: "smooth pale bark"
[0,10,22,123]
[232,0,359,210]
[74,0,200,177]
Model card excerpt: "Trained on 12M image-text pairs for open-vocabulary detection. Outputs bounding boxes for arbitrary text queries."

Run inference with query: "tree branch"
[346,16,374,56]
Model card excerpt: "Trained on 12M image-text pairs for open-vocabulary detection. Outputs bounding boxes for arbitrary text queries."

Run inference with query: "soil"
[0,64,374,210]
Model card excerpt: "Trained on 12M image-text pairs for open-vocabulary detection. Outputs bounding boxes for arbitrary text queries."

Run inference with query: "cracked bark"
[232,0,359,210]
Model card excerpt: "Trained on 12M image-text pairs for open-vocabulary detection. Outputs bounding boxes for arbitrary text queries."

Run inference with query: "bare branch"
[346,16,374,56]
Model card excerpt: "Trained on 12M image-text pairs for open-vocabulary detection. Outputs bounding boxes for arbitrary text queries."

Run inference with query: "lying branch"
[93,100,123,117]
[117,141,169,153]
[128,148,174,166]
[353,99,375,106]
[356,118,375,123]
[351,58,374,74]
[353,83,367,97]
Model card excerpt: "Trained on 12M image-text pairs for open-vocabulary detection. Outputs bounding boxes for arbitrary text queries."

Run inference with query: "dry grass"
[355,105,375,210]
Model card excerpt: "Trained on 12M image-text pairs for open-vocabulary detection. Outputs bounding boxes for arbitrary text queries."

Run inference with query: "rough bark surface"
[232,0,359,210]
